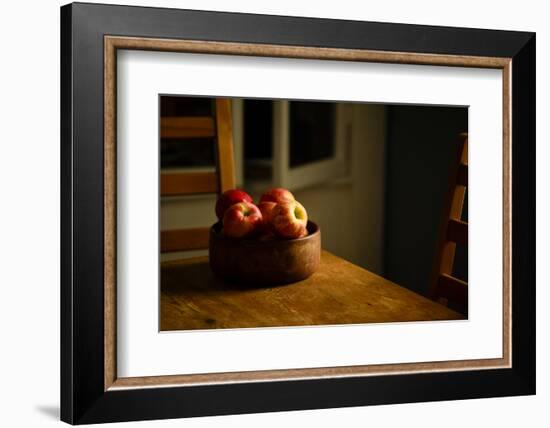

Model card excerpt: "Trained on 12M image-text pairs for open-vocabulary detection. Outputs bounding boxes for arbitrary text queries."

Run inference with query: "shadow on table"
[161,257,294,294]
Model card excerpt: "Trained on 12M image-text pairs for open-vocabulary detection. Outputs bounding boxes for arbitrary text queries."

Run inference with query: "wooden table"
[161,250,463,331]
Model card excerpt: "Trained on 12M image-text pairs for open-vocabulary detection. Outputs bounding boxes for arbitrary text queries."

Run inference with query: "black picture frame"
[61,2,535,424]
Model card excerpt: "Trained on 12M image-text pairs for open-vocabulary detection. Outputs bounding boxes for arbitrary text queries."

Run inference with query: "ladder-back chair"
[160,98,235,253]
[429,132,468,315]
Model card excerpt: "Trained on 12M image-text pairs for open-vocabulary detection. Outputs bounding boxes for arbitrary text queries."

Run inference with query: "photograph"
[0,0,544,426]
[159,95,469,331]
[57,2,536,424]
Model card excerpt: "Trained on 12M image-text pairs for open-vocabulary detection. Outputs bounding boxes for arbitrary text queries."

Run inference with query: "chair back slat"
[161,116,215,138]
[214,99,236,192]
[161,172,219,196]
[161,99,235,253]
[436,274,468,314]
[429,133,468,313]
[447,219,468,246]
[161,227,210,253]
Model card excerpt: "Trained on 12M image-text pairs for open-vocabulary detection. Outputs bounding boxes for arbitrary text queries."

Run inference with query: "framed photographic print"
[60,2,535,424]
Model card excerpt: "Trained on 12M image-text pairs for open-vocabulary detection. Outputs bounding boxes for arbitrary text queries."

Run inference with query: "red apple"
[215,189,253,220]
[258,201,277,230]
[222,202,262,238]
[271,200,308,239]
[259,188,295,205]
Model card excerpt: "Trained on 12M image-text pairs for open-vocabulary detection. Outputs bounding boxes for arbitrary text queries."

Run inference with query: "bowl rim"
[210,220,320,243]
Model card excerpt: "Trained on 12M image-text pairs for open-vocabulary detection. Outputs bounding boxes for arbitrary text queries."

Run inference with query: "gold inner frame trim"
[104,35,512,391]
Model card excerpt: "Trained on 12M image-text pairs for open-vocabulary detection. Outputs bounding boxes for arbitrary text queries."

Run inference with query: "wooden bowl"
[209,221,321,286]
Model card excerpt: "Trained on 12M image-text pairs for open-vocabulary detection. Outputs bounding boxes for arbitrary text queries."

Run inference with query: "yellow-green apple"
[222,202,262,238]
[271,201,308,239]
[215,189,253,220]
[259,187,295,205]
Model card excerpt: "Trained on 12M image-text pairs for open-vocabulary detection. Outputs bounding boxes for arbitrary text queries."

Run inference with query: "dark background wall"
[384,105,468,297]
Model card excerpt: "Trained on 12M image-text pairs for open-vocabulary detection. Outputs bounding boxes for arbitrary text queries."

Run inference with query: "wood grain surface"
[160,251,463,331]
[160,227,210,252]
[160,171,219,196]
[160,116,215,138]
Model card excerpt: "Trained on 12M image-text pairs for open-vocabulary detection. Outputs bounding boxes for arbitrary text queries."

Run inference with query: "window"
[243,99,351,191]
[159,96,351,192]
[289,101,335,167]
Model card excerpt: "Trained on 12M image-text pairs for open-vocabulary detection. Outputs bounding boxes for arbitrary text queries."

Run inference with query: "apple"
[215,189,253,220]
[259,187,295,205]
[258,201,277,230]
[222,202,262,238]
[271,200,308,239]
